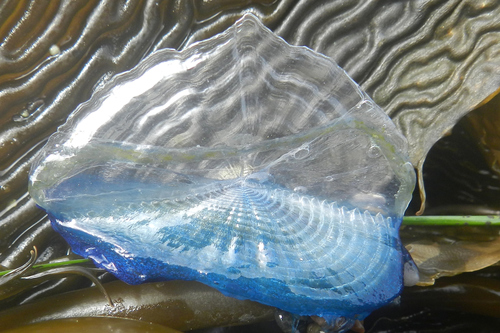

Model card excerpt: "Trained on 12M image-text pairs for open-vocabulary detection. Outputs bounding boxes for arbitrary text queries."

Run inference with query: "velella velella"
[28,13,416,330]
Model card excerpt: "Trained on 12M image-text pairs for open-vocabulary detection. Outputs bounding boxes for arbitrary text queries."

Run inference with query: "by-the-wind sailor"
[29,14,416,329]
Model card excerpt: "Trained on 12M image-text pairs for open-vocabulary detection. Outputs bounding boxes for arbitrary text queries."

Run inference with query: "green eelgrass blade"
[402,215,500,226]
[0,258,92,277]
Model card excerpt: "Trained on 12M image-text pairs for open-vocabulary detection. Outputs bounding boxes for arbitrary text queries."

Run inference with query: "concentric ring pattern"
[29,14,415,321]
[48,174,402,318]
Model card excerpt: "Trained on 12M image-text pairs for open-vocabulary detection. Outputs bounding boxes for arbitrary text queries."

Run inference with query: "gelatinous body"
[29,14,415,324]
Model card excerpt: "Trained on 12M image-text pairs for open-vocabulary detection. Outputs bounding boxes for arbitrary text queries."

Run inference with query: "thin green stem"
[402,215,500,226]
[0,258,92,277]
